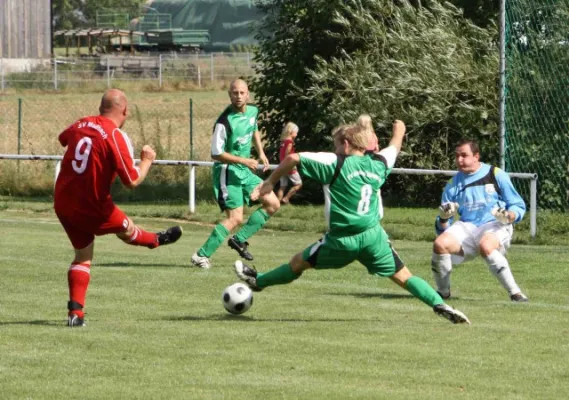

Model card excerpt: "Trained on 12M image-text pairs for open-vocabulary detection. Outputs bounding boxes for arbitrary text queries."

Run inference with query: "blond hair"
[332,123,368,151]
[357,114,373,133]
[280,122,299,140]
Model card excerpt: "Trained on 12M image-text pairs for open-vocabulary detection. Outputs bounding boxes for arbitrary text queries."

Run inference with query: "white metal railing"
[0,154,538,238]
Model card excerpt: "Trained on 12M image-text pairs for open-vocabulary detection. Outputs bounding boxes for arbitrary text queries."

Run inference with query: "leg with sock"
[484,250,526,300]
[404,276,444,307]
[256,263,301,289]
[198,223,230,258]
[431,253,453,298]
[123,226,159,249]
[67,261,91,326]
[234,208,270,243]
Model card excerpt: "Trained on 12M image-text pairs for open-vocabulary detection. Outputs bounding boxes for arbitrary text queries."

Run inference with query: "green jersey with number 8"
[298,152,391,236]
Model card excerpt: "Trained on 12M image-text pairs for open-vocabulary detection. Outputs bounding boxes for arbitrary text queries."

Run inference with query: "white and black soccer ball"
[222,282,253,315]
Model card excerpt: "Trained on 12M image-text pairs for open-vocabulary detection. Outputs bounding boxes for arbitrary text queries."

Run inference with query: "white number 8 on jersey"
[357,184,373,215]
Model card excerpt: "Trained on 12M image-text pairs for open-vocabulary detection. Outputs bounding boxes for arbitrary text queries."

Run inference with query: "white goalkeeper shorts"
[447,220,513,265]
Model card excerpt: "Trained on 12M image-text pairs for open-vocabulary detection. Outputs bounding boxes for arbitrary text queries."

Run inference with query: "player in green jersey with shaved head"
[191,79,280,269]
[234,119,471,324]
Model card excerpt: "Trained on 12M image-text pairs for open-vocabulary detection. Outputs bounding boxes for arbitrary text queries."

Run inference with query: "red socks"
[68,262,91,318]
[126,227,158,249]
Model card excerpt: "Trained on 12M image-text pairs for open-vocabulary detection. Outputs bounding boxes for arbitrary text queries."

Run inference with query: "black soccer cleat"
[67,314,86,327]
[437,291,451,300]
[510,292,529,302]
[234,260,262,291]
[228,236,254,261]
[156,226,183,247]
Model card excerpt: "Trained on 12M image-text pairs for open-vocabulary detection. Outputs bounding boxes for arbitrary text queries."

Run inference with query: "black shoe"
[437,291,451,300]
[228,236,254,261]
[234,260,262,291]
[67,314,85,327]
[156,226,183,247]
[510,292,529,302]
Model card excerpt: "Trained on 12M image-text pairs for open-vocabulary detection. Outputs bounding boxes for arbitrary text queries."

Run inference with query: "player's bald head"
[229,79,248,92]
[99,89,127,115]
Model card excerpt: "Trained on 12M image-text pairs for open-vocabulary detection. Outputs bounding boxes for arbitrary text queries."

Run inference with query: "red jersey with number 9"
[54,115,140,218]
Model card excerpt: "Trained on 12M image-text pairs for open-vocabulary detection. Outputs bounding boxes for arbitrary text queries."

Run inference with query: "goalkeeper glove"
[491,207,510,224]
[438,202,459,221]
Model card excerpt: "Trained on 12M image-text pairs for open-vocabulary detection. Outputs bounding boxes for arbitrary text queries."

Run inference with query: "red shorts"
[56,205,130,249]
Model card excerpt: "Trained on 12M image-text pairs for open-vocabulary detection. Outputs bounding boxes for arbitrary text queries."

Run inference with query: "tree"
[252,0,498,205]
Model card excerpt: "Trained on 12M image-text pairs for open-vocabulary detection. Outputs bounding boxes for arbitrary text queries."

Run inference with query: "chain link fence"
[0,90,236,200]
[0,53,254,91]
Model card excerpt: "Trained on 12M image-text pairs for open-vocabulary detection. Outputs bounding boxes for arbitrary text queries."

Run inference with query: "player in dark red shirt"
[54,89,183,327]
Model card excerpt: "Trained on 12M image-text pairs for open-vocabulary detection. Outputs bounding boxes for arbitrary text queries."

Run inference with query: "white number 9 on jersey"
[357,184,373,215]
[72,137,92,174]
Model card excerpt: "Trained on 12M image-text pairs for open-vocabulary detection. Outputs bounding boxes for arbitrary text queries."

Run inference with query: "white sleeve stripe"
[211,123,227,156]
[299,152,337,165]
[112,129,139,183]
[377,146,397,169]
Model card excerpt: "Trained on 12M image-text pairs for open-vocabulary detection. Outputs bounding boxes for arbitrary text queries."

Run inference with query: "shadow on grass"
[326,292,466,301]
[96,262,187,268]
[0,320,62,326]
[164,315,379,322]
[325,292,414,300]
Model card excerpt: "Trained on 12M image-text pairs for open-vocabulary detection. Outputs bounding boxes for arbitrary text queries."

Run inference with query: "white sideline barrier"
[0,154,538,238]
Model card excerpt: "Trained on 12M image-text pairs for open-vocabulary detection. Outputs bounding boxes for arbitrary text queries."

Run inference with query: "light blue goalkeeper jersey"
[436,163,526,230]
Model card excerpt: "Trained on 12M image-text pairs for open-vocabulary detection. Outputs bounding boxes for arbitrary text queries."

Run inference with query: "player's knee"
[479,235,500,257]
[289,252,310,274]
[227,216,243,230]
[263,193,280,215]
[433,237,449,254]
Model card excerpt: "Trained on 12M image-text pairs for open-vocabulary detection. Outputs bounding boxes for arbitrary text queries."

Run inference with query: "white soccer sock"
[484,250,521,296]
[431,253,452,297]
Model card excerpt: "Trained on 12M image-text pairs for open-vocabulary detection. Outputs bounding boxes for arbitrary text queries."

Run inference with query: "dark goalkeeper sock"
[198,223,229,258]
[257,263,301,288]
[234,208,270,243]
[404,276,444,307]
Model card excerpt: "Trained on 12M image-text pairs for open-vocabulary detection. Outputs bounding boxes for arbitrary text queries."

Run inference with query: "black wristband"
[439,217,449,223]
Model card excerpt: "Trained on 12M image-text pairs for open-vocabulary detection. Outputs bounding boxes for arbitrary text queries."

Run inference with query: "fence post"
[530,177,537,238]
[246,52,251,69]
[53,58,58,90]
[197,65,201,88]
[189,98,194,160]
[189,165,196,213]
[0,58,4,91]
[158,54,163,88]
[210,52,214,83]
[17,98,23,154]
[106,57,111,88]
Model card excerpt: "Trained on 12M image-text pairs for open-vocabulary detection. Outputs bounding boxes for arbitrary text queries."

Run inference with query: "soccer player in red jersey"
[54,89,183,327]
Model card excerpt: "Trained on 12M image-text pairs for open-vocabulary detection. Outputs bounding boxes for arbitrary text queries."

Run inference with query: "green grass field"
[1,206,568,399]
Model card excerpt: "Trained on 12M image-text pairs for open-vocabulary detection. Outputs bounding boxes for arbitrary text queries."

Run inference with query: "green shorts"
[213,164,263,211]
[301,224,404,277]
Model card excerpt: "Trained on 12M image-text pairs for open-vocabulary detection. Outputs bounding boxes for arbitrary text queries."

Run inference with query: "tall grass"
[0,91,230,199]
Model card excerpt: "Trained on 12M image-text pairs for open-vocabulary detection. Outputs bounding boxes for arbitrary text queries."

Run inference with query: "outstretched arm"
[251,154,300,201]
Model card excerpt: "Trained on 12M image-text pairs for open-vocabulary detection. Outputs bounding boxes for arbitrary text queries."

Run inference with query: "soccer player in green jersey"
[234,119,471,324]
[191,79,280,269]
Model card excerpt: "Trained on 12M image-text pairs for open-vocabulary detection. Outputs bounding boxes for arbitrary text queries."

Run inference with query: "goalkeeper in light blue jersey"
[431,139,528,302]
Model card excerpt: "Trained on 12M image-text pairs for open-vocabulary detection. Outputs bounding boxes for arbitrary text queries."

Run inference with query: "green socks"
[405,276,444,307]
[197,223,229,258]
[235,208,270,243]
[257,263,301,289]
